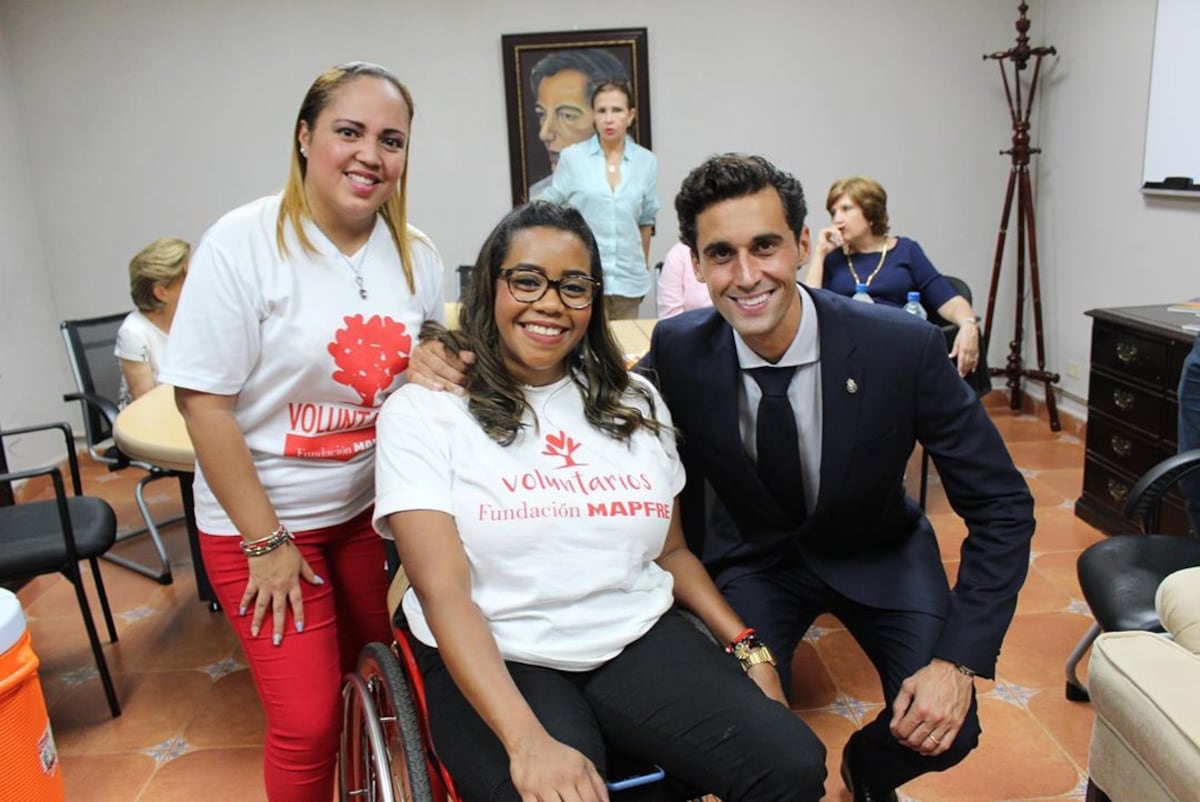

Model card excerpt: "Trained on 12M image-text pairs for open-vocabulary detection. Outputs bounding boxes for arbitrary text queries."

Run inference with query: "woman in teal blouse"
[543,80,658,320]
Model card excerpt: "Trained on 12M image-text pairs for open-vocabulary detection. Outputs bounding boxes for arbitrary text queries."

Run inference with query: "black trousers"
[719,553,981,792]
[411,609,826,802]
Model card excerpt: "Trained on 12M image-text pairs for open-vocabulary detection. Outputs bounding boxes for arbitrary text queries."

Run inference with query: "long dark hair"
[423,201,664,445]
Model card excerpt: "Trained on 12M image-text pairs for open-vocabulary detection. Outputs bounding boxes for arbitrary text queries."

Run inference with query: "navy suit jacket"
[640,287,1034,675]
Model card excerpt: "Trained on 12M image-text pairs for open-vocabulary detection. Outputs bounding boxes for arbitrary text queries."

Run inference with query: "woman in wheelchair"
[373,201,826,802]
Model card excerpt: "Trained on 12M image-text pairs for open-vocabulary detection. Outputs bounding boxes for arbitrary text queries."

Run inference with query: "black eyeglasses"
[500,267,601,310]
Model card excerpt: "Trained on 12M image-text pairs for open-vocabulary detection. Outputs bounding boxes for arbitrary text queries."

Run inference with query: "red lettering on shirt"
[287,403,376,434]
[584,500,671,519]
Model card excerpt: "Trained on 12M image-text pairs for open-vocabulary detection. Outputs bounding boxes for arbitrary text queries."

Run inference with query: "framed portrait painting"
[501,28,651,206]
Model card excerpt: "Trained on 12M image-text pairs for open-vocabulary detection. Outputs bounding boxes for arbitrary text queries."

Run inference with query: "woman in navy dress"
[804,176,981,377]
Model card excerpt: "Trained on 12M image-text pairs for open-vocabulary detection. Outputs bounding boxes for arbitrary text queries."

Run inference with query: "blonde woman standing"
[160,62,444,802]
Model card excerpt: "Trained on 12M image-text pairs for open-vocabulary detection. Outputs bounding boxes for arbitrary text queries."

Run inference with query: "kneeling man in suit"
[640,153,1035,802]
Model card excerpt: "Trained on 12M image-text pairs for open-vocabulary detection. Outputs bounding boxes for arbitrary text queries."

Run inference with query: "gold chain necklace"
[845,239,890,288]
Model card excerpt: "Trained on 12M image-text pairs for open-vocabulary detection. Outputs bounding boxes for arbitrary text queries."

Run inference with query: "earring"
[300,148,308,158]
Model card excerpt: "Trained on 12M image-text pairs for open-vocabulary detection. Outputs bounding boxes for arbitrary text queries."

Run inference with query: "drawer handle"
[1109,434,1133,457]
[1115,341,1138,364]
[1112,388,1135,412]
[1106,478,1129,503]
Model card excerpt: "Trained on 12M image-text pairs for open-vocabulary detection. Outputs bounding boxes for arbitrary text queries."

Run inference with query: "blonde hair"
[276,61,421,292]
[129,237,190,312]
[826,176,890,236]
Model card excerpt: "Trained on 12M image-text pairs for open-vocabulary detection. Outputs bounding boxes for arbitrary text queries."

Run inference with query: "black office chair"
[60,313,182,583]
[918,275,992,508]
[1064,448,1200,701]
[0,421,122,717]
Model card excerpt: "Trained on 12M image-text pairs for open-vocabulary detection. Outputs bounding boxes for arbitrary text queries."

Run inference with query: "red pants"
[201,508,392,802]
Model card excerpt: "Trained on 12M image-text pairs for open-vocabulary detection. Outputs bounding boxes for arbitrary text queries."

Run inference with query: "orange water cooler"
[0,588,64,802]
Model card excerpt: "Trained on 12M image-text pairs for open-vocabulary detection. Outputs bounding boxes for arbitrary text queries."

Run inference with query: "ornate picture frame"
[501,28,651,206]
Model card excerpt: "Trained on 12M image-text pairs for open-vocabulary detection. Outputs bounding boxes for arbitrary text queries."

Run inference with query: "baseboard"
[982,387,1087,440]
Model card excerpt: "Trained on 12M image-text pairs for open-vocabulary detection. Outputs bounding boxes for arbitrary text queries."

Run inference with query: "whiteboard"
[1142,0,1200,194]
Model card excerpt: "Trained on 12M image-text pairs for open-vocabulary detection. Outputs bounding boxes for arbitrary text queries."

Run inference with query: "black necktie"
[749,366,806,523]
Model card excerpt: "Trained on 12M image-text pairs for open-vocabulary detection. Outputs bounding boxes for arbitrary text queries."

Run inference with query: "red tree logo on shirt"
[328,314,411,406]
[542,430,585,469]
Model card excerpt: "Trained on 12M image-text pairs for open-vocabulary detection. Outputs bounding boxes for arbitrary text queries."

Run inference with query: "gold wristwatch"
[731,639,776,672]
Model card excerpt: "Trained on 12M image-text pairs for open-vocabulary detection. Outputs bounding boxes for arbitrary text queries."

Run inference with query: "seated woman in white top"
[374,201,825,802]
[115,237,189,407]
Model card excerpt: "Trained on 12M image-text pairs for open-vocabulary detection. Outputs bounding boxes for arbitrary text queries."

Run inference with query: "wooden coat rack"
[982,2,1061,431]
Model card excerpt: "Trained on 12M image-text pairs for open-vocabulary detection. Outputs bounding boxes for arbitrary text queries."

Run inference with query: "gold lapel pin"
[846,378,858,394]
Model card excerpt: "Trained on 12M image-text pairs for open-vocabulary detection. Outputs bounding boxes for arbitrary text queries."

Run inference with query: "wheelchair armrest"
[387,564,411,625]
[62,391,120,427]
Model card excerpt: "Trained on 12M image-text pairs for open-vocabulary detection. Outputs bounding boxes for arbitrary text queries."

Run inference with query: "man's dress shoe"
[840,741,899,802]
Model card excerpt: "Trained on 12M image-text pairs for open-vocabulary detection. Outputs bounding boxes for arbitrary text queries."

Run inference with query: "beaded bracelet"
[240,524,292,558]
[725,627,757,654]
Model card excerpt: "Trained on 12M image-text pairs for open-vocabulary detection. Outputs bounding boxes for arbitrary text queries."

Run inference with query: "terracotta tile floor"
[14,400,1103,801]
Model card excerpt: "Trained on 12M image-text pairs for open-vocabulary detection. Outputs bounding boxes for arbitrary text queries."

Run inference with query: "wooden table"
[610,318,658,364]
[113,383,194,473]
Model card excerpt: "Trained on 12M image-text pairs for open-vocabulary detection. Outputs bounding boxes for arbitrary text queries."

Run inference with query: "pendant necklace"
[605,146,622,174]
[342,237,370,300]
[845,239,890,290]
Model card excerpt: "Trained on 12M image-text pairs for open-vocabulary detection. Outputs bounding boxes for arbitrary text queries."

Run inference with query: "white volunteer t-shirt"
[374,373,685,671]
[114,310,170,408]
[160,194,445,534]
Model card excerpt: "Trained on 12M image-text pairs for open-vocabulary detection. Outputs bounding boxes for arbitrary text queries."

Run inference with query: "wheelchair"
[339,573,709,801]
[340,630,456,802]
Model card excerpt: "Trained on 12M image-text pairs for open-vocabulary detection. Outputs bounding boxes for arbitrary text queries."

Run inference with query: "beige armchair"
[1086,565,1200,801]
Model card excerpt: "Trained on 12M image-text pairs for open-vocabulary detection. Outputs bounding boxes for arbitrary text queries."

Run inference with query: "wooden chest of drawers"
[1075,305,1196,535]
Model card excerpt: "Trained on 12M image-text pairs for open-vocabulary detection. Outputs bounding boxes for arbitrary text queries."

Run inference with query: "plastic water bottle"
[851,283,874,304]
[903,291,927,320]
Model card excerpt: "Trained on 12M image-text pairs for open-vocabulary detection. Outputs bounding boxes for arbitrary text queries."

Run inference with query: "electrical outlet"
[1065,360,1081,379]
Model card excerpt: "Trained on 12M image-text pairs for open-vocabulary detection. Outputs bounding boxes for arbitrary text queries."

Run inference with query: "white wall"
[0,26,75,469]
[2,0,1196,460]
[0,0,1016,309]
[1039,1,1199,413]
